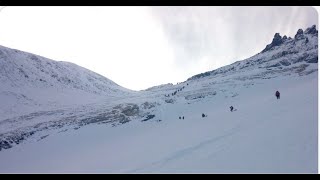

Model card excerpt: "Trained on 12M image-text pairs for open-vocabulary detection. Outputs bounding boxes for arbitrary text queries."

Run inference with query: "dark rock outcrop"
[305,25,318,35]
[295,29,304,40]
[282,35,287,41]
[262,33,284,53]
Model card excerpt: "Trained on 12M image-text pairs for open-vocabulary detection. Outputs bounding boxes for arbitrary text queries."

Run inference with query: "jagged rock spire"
[262,33,284,53]
[262,25,318,53]
[295,29,304,39]
[305,25,318,35]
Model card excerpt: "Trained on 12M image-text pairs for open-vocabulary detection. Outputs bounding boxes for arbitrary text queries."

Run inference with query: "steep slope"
[0,45,134,119]
[0,25,317,173]
[0,62,318,173]
[141,25,317,106]
[0,72,316,173]
[187,25,317,81]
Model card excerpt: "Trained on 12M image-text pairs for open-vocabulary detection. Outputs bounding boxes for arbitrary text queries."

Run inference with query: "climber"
[275,91,280,99]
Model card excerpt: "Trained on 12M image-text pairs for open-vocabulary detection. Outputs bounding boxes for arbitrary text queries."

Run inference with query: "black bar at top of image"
[0,0,320,6]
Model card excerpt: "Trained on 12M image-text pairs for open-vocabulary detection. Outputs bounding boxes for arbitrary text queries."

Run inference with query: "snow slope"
[0,25,318,173]
[0,72,316,173]
[0,45,134,119]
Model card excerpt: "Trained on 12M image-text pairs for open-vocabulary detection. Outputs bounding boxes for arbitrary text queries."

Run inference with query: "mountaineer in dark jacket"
[275,91,280,99]
[230,106,234,112]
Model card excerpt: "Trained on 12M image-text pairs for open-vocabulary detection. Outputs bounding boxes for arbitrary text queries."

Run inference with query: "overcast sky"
[0,6,318,90]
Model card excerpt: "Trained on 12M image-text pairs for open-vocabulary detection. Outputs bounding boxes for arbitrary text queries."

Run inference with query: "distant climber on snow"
[275,91,280,99]
[230,106,234,112]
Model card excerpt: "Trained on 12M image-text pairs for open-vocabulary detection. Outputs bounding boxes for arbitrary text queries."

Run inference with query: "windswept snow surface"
[0,72,317,173]
[0,25,318,173]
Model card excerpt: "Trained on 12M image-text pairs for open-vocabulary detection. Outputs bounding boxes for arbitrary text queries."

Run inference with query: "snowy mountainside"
[0,45,132,93]
[0,67,317,173]
[187,25,318,81]
[142,25,318,106]
[0,25,318,173]
[143,24,318,107]
[0,45,135,119]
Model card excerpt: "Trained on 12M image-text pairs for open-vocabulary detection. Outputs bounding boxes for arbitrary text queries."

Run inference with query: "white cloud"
[0,6,318,90]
